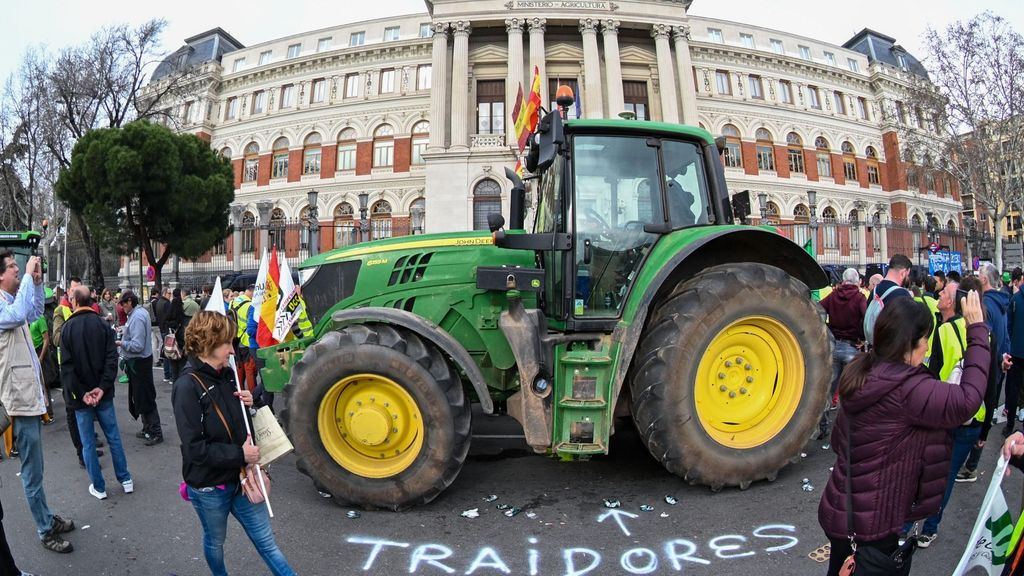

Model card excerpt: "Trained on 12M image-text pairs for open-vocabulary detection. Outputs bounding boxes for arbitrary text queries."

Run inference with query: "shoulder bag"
[190,374,270,504]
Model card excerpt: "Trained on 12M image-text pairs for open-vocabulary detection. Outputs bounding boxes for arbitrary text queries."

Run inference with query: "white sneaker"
[88,484,107,500]
[122,479,134,494]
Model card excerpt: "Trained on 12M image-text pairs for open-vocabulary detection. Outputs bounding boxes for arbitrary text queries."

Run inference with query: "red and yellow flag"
[511,66,544,177]
[256,249,281,347]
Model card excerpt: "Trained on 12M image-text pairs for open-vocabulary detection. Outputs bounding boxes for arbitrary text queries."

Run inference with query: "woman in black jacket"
[171,311,295,576]
[166,289,186,382]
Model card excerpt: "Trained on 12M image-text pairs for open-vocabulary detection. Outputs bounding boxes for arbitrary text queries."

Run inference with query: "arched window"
[333,202,356,247]
[815,137,832,178]
[337,128,357,171]
[910,214,924,254]
[755,128,775,172]
[911,214,923,228]
[303,132,322,175]
[822,206,838,249]
[765,201,780,224]
[410,197,426,234]
[411,121,430,166]
[272,137,289,179]
[371,200,393,239]
[794,204,809,222]
[269,207,286,251]
[793,203,810,247]
[373,125,395,168]
[866,146,880,185]
[220,146,233,159]
[722,124,742,168]
[243,142,259,182]
[241,211,256,253]
[947,219,957,232]
[786,132,804,174]
[473,179,503,230]
[925,172,936,193]
[907,166,920,189]
[841,141,857,182]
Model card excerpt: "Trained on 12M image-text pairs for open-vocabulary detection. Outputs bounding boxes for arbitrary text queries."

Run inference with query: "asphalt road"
[0,367,1013,576]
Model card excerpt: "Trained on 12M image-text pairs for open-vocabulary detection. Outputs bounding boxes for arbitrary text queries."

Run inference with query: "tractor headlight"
[298,266,319,287]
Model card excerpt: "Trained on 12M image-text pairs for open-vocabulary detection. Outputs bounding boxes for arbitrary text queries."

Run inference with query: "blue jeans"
[187,484,295,576]
[904,423,981,536]
[13,416,55,537]
[819,340,859,435]
[76,398,131,493]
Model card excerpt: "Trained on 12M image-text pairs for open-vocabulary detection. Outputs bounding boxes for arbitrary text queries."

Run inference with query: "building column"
[651,24,679,124]
[579,18,603,119]
[449,21,472,151]
[529,18,548,107]
[506,18,525,143]
[672,25,699,126]
[602,20,624,117]
[257,201,273,257]
[230,205,243,273]
[428,22,450,152]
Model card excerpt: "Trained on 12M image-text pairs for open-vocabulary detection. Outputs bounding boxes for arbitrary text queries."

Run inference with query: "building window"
[384,26,401,42]
[417,65,432,90]
[287,43,301,58]
[849,210,861,250]
[897,53,908,70]
[707,28,723,43]
[824,52,836,67]
[807,86,821,109]
[243,142,259,183]
[815,136,832,178]
[258,51,272,66]
[281,84,295,108]
[220,147,232,159]
[787,132,805,174]
[341,74,358,98]
[907,167,919,189]
[473,179,503,230]
[411,121,429,165]
[722,124,743,169]
[848,58,860,72]
[623,81,649,121]
[311,78,326,103]
[944,178,953,197]
[303,133,322,175]
[549,78,581,119]
[371,200,393,239]
[336,128,357,171]
[925,172,936,193]
[822,207,838,249]
[350,32,365,47]
[232,58,245,72]
[740,33,755,49]
[477,79,506,134]
[896,101,907,124]
[866,146,880,185]
[779,80,793,104]
[373,125,395,168]
[857,97,870,120]
[379,69,396,94]
[755,128,775,172]
[764,201,780,224]
[770,39,784,54]
[842,141,857,182]
[225,97,239,120]
[799,45,811,60]
[241,212,256,253]
[748,75,764,99]
[420,23,433,38]
[272,137,289,179]
[793,204,809,246]
[833,92,846,115]
[317,38,332,52]
[334,203,356,247]
[715,70,732,95]
[252,91,266,114]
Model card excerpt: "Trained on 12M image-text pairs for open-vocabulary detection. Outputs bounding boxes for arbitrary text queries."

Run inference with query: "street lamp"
[757,191,768,222]
[358,192,370,243]
[925,210,936,244]
[306,189,320,257]
[807,190,818,256]
[410,204,425,235]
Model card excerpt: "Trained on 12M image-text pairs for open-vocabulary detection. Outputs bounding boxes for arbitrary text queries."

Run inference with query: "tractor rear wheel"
[286,324,471,510]
[629,263,830,490]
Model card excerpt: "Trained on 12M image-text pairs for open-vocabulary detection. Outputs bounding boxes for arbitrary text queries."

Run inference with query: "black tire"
[286,324,471,510]
[629,263,831,490]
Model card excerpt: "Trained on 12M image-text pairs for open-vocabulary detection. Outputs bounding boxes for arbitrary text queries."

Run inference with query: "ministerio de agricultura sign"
[504,1,620,10]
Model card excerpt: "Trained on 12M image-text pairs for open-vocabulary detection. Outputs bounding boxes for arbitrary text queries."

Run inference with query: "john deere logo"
[531,279,541,288]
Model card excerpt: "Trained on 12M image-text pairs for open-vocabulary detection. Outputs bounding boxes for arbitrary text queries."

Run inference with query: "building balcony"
[471,133,507,149]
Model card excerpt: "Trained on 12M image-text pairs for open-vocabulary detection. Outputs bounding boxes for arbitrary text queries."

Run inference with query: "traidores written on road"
[343,508,800,575]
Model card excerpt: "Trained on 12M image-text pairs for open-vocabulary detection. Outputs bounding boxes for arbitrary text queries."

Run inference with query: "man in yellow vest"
[231,285,256,393]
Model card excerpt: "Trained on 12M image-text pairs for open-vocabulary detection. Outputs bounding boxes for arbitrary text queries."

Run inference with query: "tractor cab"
[0,230,43,274]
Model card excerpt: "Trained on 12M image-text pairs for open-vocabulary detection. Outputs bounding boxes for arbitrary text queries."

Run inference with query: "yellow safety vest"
[233,298,252,347]
[937,318,985,423]
[916,296,940,365]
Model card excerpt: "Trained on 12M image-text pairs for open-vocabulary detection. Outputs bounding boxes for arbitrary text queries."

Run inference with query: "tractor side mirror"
[730,190,751,225]
[714,136,727,153]
[504,167,526,230]
[533,110,565,172]
[487,212,506,233]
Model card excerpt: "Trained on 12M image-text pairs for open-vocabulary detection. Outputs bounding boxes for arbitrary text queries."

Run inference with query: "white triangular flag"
[250,248,270,310]
[272,257,300,342]
[205,277,226,313]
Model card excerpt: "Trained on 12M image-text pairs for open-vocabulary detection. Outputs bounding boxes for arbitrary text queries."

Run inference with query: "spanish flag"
[256,249,281,347]
[511,66,543,177]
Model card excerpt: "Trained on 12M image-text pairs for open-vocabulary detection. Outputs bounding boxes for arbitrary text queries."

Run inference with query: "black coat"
[154,296,170,332]
[59,308,117,411]
[167,297,185,345]
[171,358,250,488]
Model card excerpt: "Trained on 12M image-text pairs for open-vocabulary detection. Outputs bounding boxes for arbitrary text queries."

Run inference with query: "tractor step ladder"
[552,343,613,456]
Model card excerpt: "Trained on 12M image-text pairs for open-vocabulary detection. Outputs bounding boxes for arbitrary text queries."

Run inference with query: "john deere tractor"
[259,92,831,511]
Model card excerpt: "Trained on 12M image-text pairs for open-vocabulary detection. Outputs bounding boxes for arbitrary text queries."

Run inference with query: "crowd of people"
[816,253,1024,575]
[0,250,294,575]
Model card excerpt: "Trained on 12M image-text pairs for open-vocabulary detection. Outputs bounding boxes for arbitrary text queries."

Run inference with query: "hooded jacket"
[980,289,1011,440]
[818,322,990,542]
[821,284,868,342]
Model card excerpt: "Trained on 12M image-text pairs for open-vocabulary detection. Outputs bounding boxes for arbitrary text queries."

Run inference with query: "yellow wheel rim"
[694,316,804,449]
[318,374,423,478]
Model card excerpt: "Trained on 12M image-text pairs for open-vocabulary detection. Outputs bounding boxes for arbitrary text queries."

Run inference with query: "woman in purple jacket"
[819,292,989,575]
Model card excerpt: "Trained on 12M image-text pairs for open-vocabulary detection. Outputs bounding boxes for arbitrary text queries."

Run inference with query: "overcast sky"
[3,0,1023,83]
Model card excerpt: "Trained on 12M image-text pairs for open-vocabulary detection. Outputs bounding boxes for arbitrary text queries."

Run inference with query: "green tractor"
[259,93,831,511]
[0,230,43,274]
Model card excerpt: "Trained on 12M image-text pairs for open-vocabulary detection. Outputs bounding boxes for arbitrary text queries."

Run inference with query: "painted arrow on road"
[597,509,639,536]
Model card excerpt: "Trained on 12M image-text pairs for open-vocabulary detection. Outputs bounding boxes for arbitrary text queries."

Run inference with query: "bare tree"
[902,11,1024,271]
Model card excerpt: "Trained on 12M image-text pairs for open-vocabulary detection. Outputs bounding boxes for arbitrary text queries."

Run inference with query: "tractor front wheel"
[629,263,830,490]
[286,324,471,510]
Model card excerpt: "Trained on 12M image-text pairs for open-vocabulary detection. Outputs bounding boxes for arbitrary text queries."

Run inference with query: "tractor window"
[662,140,710,228]
[536,147,567,318]
[572,135,660,317]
